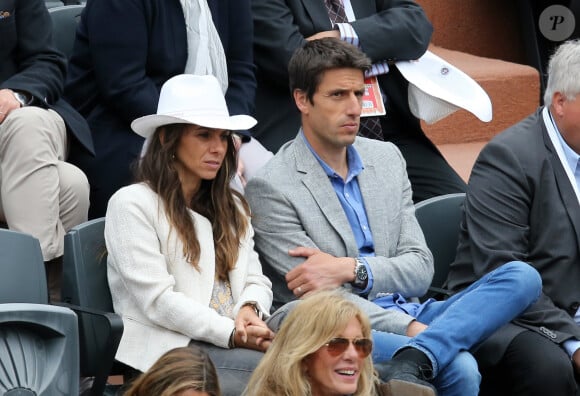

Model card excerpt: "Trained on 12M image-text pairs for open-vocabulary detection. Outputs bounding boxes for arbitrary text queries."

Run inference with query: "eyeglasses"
[323,337,373,358]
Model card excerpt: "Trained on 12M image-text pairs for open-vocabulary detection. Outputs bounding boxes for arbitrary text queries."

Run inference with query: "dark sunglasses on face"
[323,337,373,358]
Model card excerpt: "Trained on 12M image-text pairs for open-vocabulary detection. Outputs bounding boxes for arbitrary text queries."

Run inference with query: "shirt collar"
[548,109,580,173]
[300,130,364,182]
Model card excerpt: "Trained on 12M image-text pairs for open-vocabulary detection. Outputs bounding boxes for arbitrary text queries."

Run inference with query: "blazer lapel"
[350,0,376,19]
[542,123,580,248]
[356,149,390,254]
[301,0,333,31]
[292,137,358,254]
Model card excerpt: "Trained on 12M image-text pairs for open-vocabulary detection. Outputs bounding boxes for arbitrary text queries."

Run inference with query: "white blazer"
[105,183,272,372]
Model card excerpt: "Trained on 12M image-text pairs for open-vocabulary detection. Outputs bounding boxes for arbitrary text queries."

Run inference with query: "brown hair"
[288,37,372,103]
[123,346,221,396]
[136,124,249,280]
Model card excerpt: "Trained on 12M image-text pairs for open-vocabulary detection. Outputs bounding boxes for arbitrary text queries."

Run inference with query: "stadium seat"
[0,229,79,395]
[48,4,84,58]
[414,193,465,301]
[62,218,124,396]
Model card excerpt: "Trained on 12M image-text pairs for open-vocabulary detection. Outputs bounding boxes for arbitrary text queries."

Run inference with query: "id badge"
[361,76,386,117]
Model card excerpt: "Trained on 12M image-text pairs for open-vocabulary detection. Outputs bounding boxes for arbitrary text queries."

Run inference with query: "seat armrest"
[55,302,124,396]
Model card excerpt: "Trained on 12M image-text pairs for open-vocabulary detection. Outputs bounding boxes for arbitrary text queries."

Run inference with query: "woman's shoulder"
[108,183,158,209]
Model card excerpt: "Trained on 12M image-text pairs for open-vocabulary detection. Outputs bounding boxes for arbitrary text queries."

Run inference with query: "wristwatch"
[352,258,368,289]
[242,302,262,320]
[13,91,32,107]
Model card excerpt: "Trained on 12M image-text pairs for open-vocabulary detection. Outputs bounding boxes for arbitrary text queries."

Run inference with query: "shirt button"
[345,193,350,198]
[362,226,367,230]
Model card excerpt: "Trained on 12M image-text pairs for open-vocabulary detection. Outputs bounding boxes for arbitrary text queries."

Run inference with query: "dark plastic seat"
[414,193,466,301]
[0,228,47,304]
[0,229,79,395]
[62,217,124,396]
[48,4,85,58]
[45,1,65,9]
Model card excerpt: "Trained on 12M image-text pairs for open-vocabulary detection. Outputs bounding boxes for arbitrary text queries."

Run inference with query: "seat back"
[62,217,123,396]
[45,1,65,8]
[62,217,112,312]
[0,228,47,304]
[0,303,79,395]
[414,193,466,300]
[0,230,79,394]
[48,4,85,58]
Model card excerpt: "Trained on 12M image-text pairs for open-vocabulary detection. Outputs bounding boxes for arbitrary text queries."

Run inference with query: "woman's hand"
[233,305,275,352]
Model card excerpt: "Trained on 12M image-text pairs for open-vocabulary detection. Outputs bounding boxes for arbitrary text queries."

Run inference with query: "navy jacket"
[0,0,93,154]
[64,0,256,218]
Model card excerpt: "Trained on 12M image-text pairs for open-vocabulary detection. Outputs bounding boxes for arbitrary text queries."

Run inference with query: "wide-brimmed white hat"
[395,50,492,124]
[131,74,257,139]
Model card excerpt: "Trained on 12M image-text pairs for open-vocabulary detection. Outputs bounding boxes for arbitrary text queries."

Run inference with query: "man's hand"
[573,348,580,375]
[0,89,21,123]
[286,246,355,298]
[233,305,275,352]
[306,30,340,41]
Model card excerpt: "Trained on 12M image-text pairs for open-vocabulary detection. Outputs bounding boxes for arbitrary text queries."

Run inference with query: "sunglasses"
[323,337,373,358]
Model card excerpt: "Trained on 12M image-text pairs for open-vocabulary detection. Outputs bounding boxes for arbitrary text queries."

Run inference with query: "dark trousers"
[479,330,578,396]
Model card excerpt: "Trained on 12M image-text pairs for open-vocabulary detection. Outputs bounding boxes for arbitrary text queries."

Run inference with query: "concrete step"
[422,45,540,146]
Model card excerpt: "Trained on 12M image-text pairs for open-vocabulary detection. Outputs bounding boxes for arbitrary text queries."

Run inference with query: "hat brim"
[396,50,492,123]
[131,114,258,139]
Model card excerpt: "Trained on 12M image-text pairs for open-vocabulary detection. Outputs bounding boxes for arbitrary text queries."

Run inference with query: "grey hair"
[544,39,580,106]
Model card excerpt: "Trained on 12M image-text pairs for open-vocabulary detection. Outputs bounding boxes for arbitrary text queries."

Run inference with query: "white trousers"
[0,107,89,261]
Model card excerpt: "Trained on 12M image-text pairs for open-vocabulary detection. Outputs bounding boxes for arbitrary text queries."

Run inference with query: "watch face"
[13,92,28,106]
[357,264,368,281]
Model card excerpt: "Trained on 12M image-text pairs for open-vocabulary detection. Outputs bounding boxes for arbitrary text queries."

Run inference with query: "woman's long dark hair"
[136,124,249,280]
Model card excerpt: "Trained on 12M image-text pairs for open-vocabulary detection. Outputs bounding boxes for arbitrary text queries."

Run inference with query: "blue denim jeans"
[371,261,542,396]
[372,331,480,396]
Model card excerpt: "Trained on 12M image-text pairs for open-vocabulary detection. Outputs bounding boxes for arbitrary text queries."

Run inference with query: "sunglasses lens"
[354,339,373,358]
[326,338,350,356]
[325,338,373,358]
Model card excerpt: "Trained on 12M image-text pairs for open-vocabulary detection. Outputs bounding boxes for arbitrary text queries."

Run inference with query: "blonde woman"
[244,290,433,396]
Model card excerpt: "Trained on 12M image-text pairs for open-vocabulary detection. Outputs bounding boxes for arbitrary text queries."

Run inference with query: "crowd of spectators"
[3,0,580,395]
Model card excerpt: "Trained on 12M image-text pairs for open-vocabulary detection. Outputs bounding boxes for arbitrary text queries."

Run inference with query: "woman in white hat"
[105,74,274,396]
[64,0,271,220]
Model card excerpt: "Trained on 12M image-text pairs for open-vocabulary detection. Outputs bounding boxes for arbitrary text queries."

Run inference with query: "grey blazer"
[448,107,580,365]
[245,135,433,335]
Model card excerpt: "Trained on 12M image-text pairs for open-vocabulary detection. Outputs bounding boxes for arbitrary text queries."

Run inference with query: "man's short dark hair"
[288,38,372,103]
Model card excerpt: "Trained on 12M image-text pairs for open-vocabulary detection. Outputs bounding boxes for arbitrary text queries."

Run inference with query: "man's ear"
[552,91,566,118]
[293,89,310,115]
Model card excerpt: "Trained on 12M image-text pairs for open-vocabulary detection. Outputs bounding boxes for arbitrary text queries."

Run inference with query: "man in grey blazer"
[251,0,466,203]
[245,38,542,396]
[447,39,580,396]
